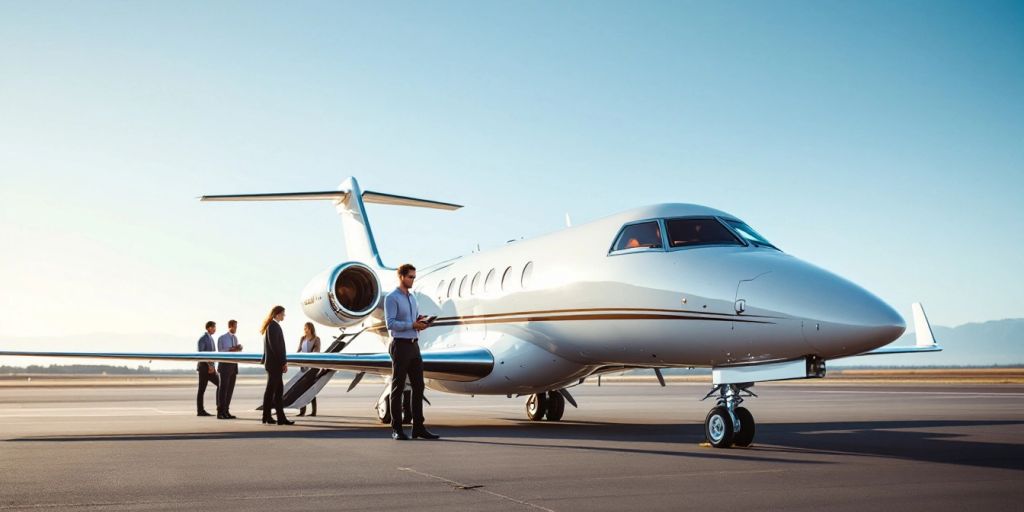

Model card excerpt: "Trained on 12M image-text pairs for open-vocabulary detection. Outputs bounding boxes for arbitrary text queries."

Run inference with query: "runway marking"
[398,467,555,512]
[583,468,785,482]
[0,407,186,418]
[788,390,1024,397]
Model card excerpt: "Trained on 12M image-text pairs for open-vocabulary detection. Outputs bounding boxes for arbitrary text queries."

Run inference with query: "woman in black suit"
[260,305,293,425]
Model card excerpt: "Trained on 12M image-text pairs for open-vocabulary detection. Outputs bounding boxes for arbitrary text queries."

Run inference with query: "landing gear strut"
[702,383,757,448]
[525,391,566,421]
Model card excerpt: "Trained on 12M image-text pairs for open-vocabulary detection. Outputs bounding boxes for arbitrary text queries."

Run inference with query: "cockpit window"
[612,221,663,251]
[666,218,742,248]
[723,219,778,250]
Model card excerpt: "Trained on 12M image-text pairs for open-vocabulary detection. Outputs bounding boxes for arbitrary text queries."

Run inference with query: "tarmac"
[1,379,1021,511]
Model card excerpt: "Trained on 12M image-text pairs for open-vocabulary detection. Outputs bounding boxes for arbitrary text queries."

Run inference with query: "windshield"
[723,219,778,250]
[612,221,663,251]
[665,218,742,248]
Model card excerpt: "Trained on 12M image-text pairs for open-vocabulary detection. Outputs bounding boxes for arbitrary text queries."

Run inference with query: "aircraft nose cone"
[736,255,905,357]
[796,268,906,356]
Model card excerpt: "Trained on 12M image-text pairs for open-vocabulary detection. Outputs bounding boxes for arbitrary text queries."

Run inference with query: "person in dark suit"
[260,305,293,425]
[196,321,221,417]
[216,319,242,419]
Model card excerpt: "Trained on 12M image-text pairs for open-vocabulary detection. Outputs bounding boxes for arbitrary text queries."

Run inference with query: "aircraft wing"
[0,347,494,382]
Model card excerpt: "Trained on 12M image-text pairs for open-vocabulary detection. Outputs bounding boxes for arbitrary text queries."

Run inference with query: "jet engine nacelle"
[301,261,383,328]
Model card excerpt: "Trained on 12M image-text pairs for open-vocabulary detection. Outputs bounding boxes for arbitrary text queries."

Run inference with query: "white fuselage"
[340,203,905,396]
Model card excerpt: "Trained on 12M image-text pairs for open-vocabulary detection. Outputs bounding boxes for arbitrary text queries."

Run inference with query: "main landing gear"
[376,389,413,424]
[702,383,757,448]
[375,377,418,425]
[525,390,567,421]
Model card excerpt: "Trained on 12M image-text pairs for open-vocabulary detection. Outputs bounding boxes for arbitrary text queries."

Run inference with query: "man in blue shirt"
[196,321,220,417]
[384,263,439,441]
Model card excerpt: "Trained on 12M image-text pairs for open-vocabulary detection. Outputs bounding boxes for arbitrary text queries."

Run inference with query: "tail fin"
[200,177,462,267]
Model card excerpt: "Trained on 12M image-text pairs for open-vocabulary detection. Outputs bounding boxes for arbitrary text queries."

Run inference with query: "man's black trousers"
[217,365,237,415]
[389,338,425,430]
[197,363,220,413]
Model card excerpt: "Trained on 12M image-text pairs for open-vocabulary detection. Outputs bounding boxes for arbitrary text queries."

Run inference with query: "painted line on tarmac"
[789,390,1024,397]
[399,466,555,512]
[0,407,188,418]
[584,468,785,482]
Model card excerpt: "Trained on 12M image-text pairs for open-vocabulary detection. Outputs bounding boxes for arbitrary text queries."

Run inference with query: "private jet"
[0,177,940,448]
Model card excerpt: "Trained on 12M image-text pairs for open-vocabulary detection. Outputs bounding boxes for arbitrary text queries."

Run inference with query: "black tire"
[376,398,390,424]
[545,391,565,421]
[705,406,735,448]
[732,407,755,447]
[525,393,548,421]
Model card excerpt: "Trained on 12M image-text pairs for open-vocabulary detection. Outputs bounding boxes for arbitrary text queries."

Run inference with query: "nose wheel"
[702,383,757,448]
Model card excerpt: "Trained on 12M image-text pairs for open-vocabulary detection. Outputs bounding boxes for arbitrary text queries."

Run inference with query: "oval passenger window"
[500,266,514,291]
[470,272,482,295]
[484,268,496,293]
[521,261,534,289]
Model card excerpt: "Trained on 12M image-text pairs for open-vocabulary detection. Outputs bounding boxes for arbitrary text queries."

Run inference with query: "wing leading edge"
[0,347,494,382]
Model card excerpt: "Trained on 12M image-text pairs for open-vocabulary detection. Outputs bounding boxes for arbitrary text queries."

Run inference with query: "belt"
[393,337,418,342]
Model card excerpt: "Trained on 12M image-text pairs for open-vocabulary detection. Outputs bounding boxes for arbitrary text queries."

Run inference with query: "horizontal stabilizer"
[0,347,493,382]
[200,190,462,210]
[362,191,462,210]
[201,191,347,201]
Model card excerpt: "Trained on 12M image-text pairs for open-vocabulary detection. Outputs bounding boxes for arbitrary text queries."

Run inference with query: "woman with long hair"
[296,322,321,417]
[260,305,293,425]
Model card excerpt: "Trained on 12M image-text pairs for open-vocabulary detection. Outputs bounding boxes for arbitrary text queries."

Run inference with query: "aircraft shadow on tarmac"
[8,417,1023,471]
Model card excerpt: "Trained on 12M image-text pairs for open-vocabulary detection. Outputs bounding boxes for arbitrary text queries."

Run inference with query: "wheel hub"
[709,414,725,442]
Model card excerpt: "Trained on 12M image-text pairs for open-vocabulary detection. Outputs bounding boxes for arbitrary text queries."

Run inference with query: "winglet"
[912,302,937,348]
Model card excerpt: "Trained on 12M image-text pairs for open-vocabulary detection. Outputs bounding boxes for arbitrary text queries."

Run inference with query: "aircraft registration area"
[1,177,941,449]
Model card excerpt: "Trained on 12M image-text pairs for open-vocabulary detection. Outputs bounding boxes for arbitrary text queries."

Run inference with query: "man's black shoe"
[197,411,212,417]
[392,429,410,441]
[226,414,237,419]
[411,428,440,440]
[277,418,295,425]
[217,413,228,419]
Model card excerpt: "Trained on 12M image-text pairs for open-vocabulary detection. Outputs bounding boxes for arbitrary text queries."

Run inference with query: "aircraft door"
[733,272,809,363]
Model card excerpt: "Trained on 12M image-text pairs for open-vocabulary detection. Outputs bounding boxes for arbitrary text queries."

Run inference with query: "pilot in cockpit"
[625,223,661,249]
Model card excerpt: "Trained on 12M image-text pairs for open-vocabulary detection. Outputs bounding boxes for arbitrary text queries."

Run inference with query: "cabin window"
[500,266,514,291]
[611,221,663,252]
[484,268,496,292]
[436,280,446,300]
[665,218,742,248]
[470,271,482,295]
[521,262,534,289]
[458,275,468,297]
[447,278,457,299]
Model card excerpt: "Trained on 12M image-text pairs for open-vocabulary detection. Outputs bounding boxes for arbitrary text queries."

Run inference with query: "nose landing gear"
[702,383,757,448]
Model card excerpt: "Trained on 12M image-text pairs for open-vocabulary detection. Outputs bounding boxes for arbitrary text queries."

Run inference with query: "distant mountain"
[840,318,1024,367]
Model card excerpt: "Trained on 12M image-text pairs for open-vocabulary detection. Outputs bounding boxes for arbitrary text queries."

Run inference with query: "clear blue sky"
[1,1,1021,355]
